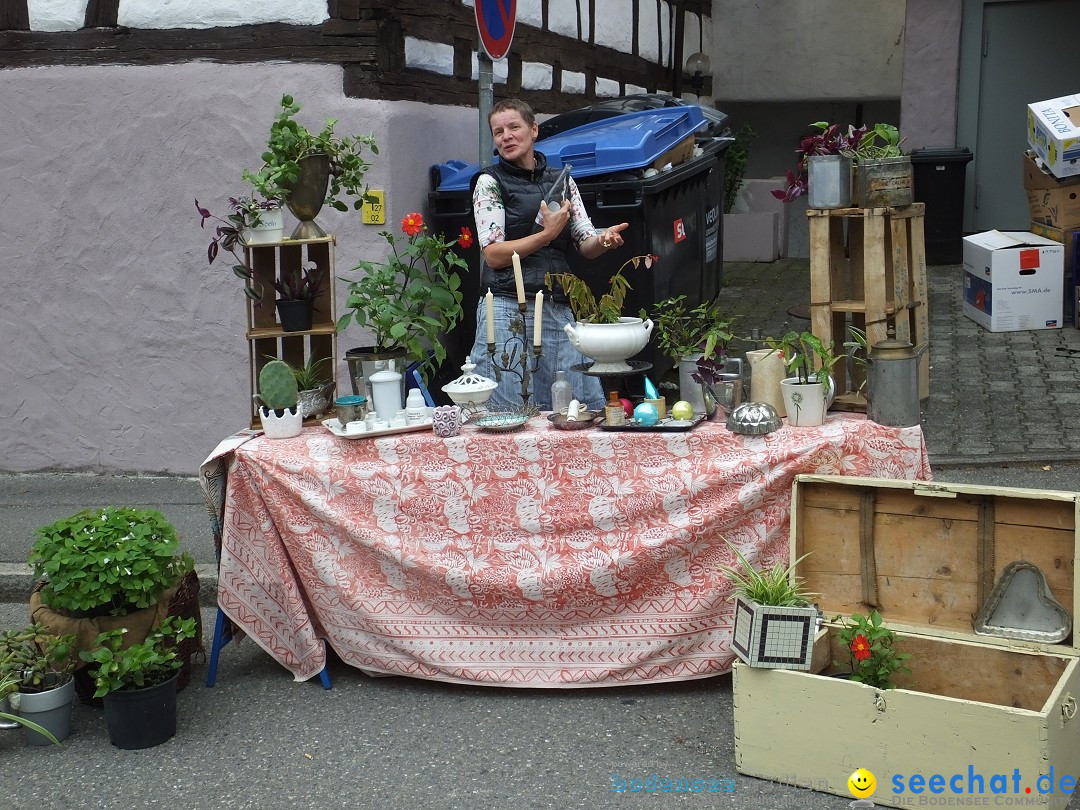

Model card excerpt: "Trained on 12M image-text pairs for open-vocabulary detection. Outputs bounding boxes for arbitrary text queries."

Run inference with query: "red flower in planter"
[459,226,474,249]
[402,212,424,236]
[850,634,871,661]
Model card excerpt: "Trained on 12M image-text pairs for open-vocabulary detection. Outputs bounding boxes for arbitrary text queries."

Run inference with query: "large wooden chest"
[733,475,1080,807]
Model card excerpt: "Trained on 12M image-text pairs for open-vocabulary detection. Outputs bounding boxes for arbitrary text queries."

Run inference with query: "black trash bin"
[911,146,973,265]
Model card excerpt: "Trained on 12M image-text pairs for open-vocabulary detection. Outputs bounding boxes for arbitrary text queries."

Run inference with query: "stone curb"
[0,563,219,607]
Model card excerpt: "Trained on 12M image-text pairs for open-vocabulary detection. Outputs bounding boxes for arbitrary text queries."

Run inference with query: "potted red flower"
[835,610,912,689]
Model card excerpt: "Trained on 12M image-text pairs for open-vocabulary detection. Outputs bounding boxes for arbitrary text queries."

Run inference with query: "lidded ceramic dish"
[726,401,783,435]
[441,356,498,408]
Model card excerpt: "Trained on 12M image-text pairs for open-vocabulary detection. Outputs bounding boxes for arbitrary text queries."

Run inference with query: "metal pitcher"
[866,334,926,428]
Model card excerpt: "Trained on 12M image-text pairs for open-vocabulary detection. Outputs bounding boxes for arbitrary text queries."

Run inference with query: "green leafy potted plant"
[721,544,821,671]
[546,254,658,374]
[27,507,201,705]
[338,212,469,380]
[244,93,379,239]
[0,624,77,745]
[651,293,737,409]
[764,330,841,427]
[834,610,911,689]
[80,616,197,749]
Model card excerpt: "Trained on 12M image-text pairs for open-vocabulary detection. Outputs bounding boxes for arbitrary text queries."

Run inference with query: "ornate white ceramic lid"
[442,357,497,395]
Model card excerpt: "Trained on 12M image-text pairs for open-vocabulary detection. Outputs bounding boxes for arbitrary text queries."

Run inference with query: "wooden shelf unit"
[808,204,929,409]
[246,236,337,429]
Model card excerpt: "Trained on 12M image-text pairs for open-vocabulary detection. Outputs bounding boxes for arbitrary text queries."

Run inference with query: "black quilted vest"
[474,152,572,303]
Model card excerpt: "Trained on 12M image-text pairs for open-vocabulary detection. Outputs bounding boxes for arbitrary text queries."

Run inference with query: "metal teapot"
[865,331,926,428]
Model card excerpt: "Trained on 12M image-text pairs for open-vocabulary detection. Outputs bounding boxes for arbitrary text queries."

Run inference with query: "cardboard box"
[1023,151,1080,230]
[733,475,1080,808]
[1029,221,1080,324]
[1027,94,1080,178]
[961,230,1063,331]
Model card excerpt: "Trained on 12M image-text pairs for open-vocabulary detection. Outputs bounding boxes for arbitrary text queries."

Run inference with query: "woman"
[469,98,629,411]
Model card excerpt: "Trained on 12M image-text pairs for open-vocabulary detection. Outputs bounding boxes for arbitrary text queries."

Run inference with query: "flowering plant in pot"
[80,616,198,749]
[244,94,379,238]
[834,609,911,689]
[0,624,77,745]
[338,212,470,379]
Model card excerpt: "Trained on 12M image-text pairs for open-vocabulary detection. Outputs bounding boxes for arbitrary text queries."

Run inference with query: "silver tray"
[973,560,1071,644]
[599,413,706,432]
[321,418,433,440]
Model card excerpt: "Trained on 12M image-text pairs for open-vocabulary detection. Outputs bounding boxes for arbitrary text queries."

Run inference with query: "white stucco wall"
[712,0,906,101]
[27,0,85,31]
[0,63,476,474]
[116,0,328,29]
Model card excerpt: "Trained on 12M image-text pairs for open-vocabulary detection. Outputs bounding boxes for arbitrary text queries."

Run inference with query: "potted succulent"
[255,359,302,438]
[834,610,911,689]
[80,616,198,749]
[721,544,821,671]
[0,624,77,745]
[276,354,335,419]
[243,93,379,239]
[651,293,737,408]
[272,260,325,333]
[546,254,657,373]
[338,212,470,381]
[27,507,201,704]
[764,330,841,427]
[0,672,62,745]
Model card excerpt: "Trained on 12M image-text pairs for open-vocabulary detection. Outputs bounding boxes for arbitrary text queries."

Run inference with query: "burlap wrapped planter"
[29,570,203,705]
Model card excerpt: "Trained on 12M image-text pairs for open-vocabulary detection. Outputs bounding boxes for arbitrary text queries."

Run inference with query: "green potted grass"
[721,545,821,671]
[80,617,197,749]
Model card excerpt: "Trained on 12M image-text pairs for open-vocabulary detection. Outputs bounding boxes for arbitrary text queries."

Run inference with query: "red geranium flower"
[459,226,473,249]
[402,212,424,236]
[850,634,871,661]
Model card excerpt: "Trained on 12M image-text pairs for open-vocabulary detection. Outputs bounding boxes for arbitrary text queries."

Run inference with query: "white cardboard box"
[733,475,1080,809]
[1027,94,1080,178]
[962,230,1063,331]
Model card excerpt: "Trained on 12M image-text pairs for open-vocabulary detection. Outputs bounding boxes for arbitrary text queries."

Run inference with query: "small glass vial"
[550,370,573,414]
[605,390,626,426]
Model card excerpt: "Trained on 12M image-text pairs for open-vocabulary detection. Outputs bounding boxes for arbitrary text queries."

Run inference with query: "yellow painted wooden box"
[733,475,1080,808]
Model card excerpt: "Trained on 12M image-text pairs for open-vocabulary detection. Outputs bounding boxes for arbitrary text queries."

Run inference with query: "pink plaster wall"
[0,63,477,474]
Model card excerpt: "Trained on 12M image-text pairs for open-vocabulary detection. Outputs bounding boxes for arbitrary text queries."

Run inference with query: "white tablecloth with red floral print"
[200,413,931,687]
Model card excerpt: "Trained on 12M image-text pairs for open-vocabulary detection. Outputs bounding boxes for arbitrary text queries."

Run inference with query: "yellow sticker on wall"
[362,190,385,225]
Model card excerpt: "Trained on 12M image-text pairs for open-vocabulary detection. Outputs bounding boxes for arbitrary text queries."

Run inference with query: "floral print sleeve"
[473,174,505,250]
[472,172,597,251]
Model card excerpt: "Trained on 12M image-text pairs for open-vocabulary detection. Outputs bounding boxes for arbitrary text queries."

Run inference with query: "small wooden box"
[733,475,1080,807]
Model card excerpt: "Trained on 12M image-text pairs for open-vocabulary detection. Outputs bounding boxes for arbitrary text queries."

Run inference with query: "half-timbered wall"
[3,1,714,109]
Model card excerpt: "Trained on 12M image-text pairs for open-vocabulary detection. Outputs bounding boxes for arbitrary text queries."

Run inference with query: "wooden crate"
[246,236,337,429]
[733,475,1080,807]
[808,205,929,408]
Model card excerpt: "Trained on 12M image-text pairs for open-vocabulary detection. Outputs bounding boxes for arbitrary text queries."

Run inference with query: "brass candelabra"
[486,301,543,408]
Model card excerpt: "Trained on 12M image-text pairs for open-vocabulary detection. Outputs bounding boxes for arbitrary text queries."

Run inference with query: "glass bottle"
[605,390,626,426]
[544,164,573,211]
[550,371,573,414]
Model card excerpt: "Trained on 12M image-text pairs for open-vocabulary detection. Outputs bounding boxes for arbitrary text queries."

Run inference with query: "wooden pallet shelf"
[245,236,338,429]
[808,203,929,405]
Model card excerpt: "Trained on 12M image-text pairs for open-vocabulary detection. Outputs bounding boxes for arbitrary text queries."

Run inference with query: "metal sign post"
[475,0,517,168]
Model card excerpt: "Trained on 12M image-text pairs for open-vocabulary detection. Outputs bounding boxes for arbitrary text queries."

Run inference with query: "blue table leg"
[206,607,332,689]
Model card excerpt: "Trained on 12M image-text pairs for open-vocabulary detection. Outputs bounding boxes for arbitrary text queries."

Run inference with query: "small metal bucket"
[854,156,913,208]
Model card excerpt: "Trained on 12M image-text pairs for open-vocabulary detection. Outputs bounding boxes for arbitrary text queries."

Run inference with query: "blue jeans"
[469,297,604,411]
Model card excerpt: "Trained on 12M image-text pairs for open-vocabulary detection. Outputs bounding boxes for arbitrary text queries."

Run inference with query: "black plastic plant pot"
[101,672,179,750]
[276,299,314,333]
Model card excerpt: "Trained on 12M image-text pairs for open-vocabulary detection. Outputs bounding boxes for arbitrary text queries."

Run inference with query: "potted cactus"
[256,359,302,438]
